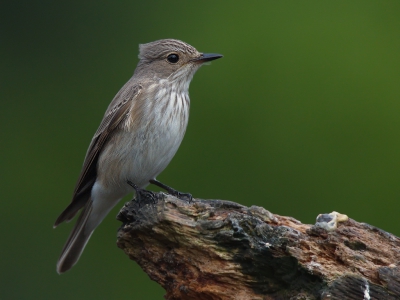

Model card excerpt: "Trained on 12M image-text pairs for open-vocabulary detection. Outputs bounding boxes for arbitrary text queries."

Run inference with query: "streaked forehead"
[138,39,199,60]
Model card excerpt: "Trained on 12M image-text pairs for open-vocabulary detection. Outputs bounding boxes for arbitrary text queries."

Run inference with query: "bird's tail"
[56,200,95,274]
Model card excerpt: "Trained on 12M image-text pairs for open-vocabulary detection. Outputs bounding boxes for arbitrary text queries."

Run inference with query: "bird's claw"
[127,180,156,204]
[148,179,192,202]
[171,191,192,202]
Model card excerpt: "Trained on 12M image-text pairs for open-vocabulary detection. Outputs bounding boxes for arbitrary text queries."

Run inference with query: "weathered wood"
[116,193,400,300]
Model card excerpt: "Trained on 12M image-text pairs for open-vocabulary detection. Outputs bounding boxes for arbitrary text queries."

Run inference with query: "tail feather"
[56,201,94,274]
[53,183,94,228]
[55,181,124,273]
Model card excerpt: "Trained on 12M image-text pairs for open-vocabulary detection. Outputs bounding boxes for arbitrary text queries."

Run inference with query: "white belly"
[96,91,189,193]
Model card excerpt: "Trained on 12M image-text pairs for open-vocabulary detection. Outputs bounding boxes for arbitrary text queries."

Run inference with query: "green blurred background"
[2,1,400,299]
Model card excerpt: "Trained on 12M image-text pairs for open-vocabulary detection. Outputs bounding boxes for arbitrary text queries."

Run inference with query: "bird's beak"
[192,53,223,63]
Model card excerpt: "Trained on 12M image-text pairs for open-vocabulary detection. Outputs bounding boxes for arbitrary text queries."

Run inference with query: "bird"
[54,39,222,274]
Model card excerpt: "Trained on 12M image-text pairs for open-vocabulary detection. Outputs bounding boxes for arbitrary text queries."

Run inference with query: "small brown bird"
[54,39,222,273]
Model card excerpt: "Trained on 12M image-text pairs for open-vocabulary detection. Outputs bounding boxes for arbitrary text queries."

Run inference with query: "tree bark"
[116,193,400,300]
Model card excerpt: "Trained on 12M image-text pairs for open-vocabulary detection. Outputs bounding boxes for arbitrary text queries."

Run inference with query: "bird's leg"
[149,179,192,202]
[127,180,156,203]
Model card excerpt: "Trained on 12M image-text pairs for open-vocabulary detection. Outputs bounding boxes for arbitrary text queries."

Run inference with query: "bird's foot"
[149,179,192,202]
[127,180,156,204]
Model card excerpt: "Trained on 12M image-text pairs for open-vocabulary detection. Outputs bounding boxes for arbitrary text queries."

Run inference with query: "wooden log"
[116,193,400,300]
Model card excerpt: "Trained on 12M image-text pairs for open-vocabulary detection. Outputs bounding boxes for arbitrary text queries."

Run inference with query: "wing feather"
[54,83,142,226]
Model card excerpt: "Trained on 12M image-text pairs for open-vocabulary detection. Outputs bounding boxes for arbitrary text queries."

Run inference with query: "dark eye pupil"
[167,54,179,63]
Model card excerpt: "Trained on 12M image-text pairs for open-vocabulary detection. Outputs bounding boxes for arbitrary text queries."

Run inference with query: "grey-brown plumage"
[54,39,222,273]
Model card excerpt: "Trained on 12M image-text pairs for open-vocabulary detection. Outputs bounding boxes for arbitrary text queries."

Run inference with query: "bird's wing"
[54,82,142,226]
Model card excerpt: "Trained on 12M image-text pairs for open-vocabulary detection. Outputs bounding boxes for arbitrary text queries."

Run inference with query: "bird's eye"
[167,54,179,63]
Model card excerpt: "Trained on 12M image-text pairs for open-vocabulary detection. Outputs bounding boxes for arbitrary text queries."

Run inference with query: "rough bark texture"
[116,193,400,300]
